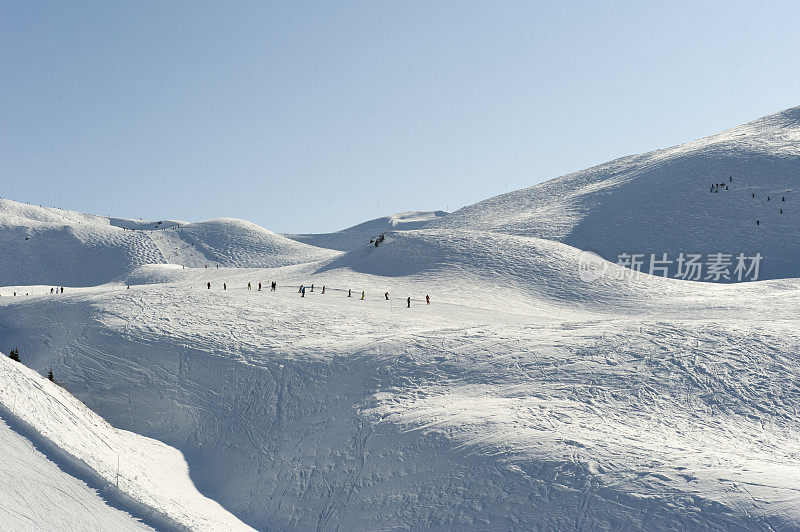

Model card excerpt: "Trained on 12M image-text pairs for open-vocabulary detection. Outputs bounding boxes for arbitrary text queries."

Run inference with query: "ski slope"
[0,352,253,531]
[0,414,154,531]
[2,106,800,530]
[430,106,800,281]
[3,247,800,529]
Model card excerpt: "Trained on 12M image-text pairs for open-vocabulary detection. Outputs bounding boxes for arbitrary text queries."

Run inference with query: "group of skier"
[0,286,62,298]
[709,175,789,226]
[709,176,732,193]
[205,280,429,308]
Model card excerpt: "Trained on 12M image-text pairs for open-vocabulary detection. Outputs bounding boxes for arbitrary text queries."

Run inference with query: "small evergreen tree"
[8,348,20,362]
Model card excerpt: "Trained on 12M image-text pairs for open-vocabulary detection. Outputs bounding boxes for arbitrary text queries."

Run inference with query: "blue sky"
[2,1,800,233]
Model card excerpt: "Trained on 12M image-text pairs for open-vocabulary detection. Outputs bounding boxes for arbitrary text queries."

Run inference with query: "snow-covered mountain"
[430,106,800,281]
[285,210,448,251]
[2,107,800,530]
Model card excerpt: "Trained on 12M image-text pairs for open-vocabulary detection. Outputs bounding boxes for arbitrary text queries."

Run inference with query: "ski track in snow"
[2,263,800,530]
[3,106,800,529]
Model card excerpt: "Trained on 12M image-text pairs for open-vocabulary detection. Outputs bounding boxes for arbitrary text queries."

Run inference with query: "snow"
[429,106,800,281]
[2,106,800,529]
[0,414,154,531]
[285,210,448,251]
[0,353,253,531]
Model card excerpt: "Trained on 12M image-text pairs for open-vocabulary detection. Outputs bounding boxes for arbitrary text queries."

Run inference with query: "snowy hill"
[0,199,340,286]
[285,210,448,251]
[3,107,800,529]
[429,106,800,281]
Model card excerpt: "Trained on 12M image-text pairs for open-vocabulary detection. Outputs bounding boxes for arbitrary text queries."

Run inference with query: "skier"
[50,287,54,294]
[780,208,783,214]
[768,196,771,201]
[258,282,262,291]
[298,285,303,293]
[224,283,227,290]
[407,297,411,308]
[782,196,786,202]
[361,291,365,300]
[348,289,352,297]
[301,286,306,297]
[426,295,430,305]
[207,282,211,289]
[322,285,326,294]
[756,220,760,226]
[248,282,252,291]
[60,287,63,294]
[729,176,733,182]
[385,292,389,300]
[310,284,314,292]
[752,192,755,198]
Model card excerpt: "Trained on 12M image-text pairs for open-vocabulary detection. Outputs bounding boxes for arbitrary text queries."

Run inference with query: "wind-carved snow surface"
[2,107,800,530]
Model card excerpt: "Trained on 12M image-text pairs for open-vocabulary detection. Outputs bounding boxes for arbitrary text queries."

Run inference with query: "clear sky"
[2,1,799,233]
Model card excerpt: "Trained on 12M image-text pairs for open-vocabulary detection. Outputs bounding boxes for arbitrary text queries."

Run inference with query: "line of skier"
[205,280,430,307]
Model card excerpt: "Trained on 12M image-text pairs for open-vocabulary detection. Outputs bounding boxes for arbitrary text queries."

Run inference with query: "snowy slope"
[0,199,339,286]
[0,415,154,531]
[285,210,448,251]
[2,247,800,529]
[429,106,800,280]
[0,353,253,531]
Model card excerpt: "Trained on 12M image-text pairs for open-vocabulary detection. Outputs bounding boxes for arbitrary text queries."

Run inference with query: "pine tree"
[8,348,20,362]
